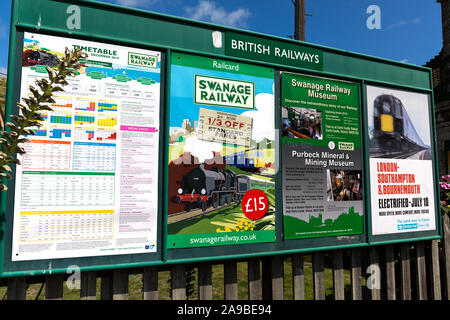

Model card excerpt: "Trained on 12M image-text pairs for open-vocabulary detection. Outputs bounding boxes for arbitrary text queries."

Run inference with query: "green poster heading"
[226,32,323,71]
[194,75,255,109]
[282,72,359,107]
[281,72,361,149]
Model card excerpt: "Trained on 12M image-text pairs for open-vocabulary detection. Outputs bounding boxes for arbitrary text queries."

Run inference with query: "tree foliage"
[0,48,87,191]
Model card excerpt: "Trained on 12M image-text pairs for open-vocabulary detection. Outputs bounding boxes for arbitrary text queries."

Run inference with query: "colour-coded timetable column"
[22,140,71,170]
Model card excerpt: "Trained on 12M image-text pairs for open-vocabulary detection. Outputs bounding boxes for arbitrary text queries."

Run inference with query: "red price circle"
[241,189,269,221]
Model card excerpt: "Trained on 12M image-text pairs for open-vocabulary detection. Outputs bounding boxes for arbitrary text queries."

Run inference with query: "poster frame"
[0,27,167,277]
[362,80,442,245]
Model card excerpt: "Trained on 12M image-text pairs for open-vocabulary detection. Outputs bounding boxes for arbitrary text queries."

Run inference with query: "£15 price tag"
[241,189,268,221]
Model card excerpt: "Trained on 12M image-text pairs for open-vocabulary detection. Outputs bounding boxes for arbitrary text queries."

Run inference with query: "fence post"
[292,254,304,300]
[7,277,27,300]
[171,264,186,300]
[368,246,381,300]
[143,267,159,300]
[45,274,64,300]
[416,242,427,300]
[224,260,238,300]
[100,271,113,300]
[113,269,129,300]
[271,255,284,300]
[313,252,325,300]
[400,243,411,300]
[444,213,450,299]
[198,262,212,300]
[351,248,362,300]
[431,239,442,300]
[332,250,345,300]
[80,271,97,300]
[248,259,261,300]
[385,245,396,300]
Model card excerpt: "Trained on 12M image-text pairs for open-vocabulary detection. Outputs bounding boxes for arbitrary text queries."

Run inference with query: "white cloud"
[114,0,157,8]
[183,136,223,163]
[185,0,250,28]
[387,17,421,29]
[241,92,275,142]
[0,67,7,75]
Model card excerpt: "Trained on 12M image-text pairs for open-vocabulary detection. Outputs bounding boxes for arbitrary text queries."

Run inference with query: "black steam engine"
[23,49,59,67]
[175,165,250,212]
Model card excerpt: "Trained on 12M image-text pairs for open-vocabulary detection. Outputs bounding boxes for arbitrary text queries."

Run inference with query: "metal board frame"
[0,0,441,277]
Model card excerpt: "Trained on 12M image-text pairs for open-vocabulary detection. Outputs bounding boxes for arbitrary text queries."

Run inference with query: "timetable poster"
[281,72,364,239]
[167,53,276,249]
[11,32,161,261]
[366,85,436,235]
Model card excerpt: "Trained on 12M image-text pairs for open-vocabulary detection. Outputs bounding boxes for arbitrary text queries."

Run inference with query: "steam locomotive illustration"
[223,148,265,172]
[23,49,59,67]
[174,165,250,212]
[370,94,428,156]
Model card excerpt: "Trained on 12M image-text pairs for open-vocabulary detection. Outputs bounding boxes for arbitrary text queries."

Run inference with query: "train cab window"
[373,104,379,116]
[394,100,402,117]
[382,102,391,114]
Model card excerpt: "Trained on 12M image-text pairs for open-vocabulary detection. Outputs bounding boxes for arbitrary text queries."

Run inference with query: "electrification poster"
[366,85,436,235]
[167,52,276,249]
[281,72,364,239]
[12,32,161,260]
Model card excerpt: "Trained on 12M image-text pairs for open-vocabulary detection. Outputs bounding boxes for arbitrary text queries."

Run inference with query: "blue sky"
[0,0,444,75]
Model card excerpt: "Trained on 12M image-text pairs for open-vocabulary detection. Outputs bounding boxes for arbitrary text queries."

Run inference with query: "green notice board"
[0,0,441,276]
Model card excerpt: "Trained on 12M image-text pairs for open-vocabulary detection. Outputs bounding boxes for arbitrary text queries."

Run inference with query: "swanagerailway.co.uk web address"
[189,233,257,245]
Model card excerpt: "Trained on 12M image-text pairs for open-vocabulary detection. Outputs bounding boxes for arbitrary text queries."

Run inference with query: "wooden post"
[385,245,396,300]
[45,274,64,300]
[113,269,129,300]
[332,250,345,300]
[7,277,27,300]
[313,252,325,300]
[271,255,284,300]
[443,213,450,299]
[416,242,427,300]
[198,262,213,300]
[100,271,113,300]
[80,271,97,300]
[400,243,411,300]
[294,0,306,41]
[248,259,261,300]
[368,246,381,300]
[143,267,159,300]
[431,239,442,300]
[292,254,305,300]
[261,257,272,300]
[351,248,362,300]
[224,260,238,300]
[171,264,186,300]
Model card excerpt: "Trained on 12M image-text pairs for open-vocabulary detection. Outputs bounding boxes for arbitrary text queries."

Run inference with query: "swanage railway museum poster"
[167,53,276,249]
[281,72,364,239]
[12,32,161,260]
[366,85,436,235]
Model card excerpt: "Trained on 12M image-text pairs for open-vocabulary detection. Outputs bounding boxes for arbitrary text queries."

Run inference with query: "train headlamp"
[201,188,206,195]
[381,114,394,132]
[178,188,183,194]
